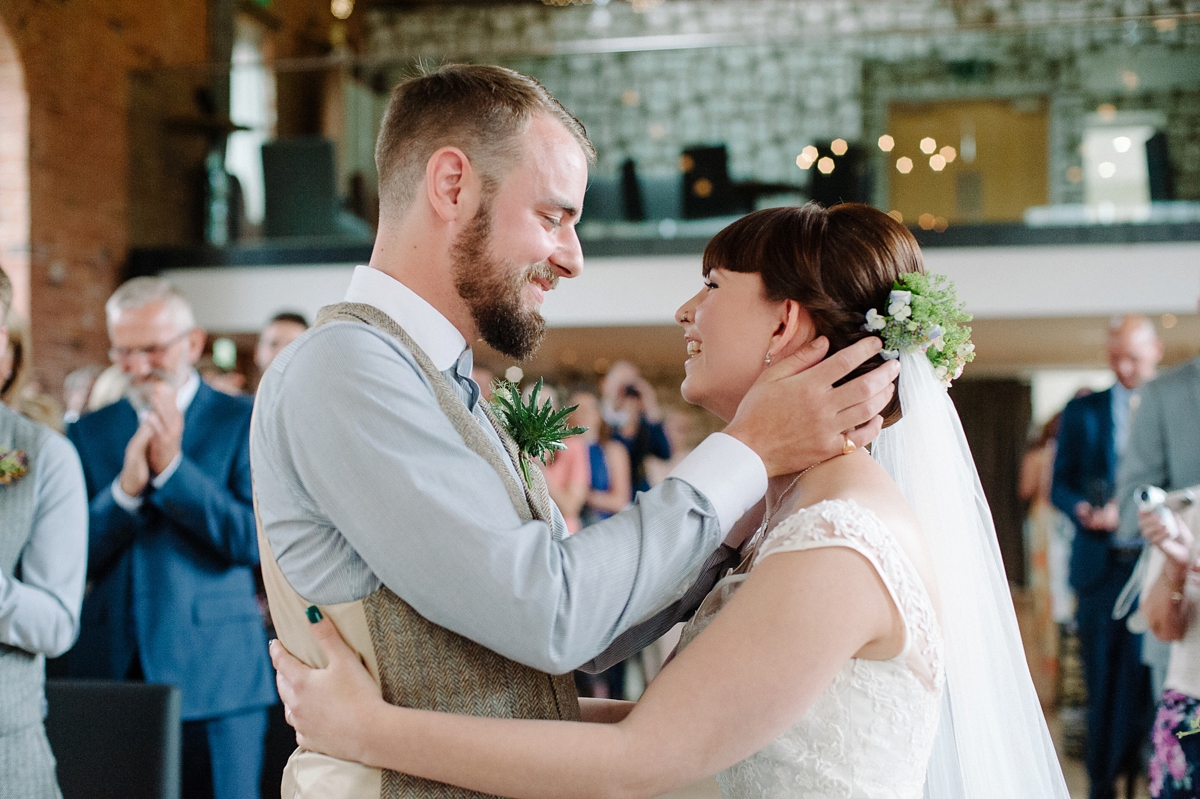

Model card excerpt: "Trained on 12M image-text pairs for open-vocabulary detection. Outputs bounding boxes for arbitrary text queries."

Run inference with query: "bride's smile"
[676,266,813,424]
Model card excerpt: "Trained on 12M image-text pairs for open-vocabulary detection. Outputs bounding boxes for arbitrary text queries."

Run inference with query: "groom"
[251,64,895,796]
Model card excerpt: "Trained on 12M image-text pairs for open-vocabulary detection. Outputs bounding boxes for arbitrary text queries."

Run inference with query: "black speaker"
[1146,131,1175,202]
[620,158,645,221]
[808,142,871,208]
[262,137,339,238]
[681,145,740,219]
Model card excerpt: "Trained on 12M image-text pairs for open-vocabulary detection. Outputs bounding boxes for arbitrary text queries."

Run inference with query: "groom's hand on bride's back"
[724,336,898,478]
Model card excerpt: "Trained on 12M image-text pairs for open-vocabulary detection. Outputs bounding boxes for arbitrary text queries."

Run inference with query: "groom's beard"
[451,204,555,361]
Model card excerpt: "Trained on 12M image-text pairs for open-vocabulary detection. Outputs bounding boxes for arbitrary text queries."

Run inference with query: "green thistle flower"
[488,378,587,487]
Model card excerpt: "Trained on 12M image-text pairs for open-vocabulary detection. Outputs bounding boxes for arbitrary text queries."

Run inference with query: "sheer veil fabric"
[871,352,1071,798]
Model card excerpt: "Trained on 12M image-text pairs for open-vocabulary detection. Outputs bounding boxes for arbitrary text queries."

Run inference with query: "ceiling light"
[817,157,835,174]
[939,145,956,163]
[1113,136,1132,153]
[830,139,848,156]
[1163,313,1178,329]
[918,213,935,230]
[331,0,353,19]
[505,366,524,383]
[1066,166,1083,183]
[878,135,895,152]
[920,137,937,154]
[929,154,947,171]
[1097,103,1118,121]
[802,145,819,162]
[887,210,903,223]
[896,157,913,174]
[796,153,813,169]
[1098,162,1117,178]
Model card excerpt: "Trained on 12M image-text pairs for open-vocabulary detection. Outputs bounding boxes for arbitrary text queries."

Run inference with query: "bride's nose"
[676,291,702,327]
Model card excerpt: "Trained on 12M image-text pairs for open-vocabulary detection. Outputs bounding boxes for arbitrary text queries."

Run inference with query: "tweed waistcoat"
[258,303,579,799]
[0,406,49,737]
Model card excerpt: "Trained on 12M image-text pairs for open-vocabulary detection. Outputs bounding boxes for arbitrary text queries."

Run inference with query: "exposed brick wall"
[0,0,341,393]
[0,1,209,392]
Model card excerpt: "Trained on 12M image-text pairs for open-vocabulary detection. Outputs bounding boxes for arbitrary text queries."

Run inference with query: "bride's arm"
[579,698,636,724]
[273,546,896,799]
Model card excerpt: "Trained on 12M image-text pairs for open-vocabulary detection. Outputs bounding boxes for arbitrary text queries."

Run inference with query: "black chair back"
[44,680,181,799]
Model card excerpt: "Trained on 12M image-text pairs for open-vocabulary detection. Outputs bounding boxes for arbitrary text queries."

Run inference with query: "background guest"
[84,364,129,413]
[66,277,274,799]
[1118,326,1200,705]
[646,407,702,487]
[1,313,63,430]
[536,384,590,534]
[1138,500,1200,798]
[568,387,631,526]
[199,355,247,396]
[0,264,88,799]
[1053,315,1162,799]
[1021,411,1076,704]
[61,365,102,425]
[253,311,308,378]
[601,361,670,495]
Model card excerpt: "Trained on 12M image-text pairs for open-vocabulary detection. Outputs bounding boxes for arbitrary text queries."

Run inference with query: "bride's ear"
[768,301,814,361]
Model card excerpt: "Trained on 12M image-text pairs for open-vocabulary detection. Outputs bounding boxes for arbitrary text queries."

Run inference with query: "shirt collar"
[176,369,201,413]
[343,265,468,371]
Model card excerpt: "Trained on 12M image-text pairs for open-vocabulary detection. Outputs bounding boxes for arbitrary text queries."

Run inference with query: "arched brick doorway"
[0,20,29,318]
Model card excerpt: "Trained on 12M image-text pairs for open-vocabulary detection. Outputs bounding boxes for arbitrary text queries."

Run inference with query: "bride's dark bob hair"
[702,202,924,427]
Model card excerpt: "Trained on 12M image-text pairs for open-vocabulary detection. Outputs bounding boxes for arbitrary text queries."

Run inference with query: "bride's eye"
[703,279,718,290]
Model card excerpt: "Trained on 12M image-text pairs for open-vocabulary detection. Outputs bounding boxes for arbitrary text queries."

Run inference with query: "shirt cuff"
[111,479,144,513]
[667,432,767,535]
[152,453,183,489]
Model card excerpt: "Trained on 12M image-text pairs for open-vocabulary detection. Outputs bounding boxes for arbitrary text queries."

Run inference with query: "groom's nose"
[549,227,583,280]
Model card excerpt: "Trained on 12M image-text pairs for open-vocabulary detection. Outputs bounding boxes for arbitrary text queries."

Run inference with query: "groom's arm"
[255,324,765,674]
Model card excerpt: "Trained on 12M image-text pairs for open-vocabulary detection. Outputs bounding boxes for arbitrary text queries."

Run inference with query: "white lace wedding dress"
[675,498,945,799]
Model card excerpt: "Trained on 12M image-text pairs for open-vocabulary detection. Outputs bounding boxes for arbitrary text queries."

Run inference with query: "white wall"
[166,238,1200,333]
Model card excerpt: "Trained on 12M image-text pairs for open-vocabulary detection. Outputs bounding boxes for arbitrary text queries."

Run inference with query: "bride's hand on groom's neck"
[724,336,898,478]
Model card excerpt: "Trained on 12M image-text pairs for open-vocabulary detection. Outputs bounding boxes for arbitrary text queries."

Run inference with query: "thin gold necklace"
[734,459,822,575]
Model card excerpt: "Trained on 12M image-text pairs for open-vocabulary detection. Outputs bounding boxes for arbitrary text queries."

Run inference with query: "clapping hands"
[118,382,184,497]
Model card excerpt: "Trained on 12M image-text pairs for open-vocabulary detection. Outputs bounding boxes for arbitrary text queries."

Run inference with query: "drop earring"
[764,352,772,365]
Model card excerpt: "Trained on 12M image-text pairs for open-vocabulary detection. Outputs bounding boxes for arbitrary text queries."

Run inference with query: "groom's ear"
[771,300,814,361]
[425,146,482,223]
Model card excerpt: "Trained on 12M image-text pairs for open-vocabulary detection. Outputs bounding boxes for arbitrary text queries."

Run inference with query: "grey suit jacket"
[1117,356,1200,538]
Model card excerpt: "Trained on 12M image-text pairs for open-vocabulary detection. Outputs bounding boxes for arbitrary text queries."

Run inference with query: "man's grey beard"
[451,204,554,361]
[126,367,186,415]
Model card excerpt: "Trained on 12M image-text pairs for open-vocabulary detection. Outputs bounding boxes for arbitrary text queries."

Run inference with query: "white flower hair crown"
[861,272,975,387]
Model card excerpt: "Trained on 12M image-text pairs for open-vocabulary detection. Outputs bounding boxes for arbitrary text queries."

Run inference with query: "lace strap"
[753,499,943,688]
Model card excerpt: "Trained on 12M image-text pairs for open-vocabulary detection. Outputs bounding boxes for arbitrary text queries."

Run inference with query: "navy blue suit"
[67,382,275,799]
[1052,388,1152,799]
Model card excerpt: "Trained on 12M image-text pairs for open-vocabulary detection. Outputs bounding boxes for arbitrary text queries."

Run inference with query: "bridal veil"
[872,351,1071,798]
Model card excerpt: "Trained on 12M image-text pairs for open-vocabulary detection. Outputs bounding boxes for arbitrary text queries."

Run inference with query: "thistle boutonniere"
[488,378,587,487]
[0,449,29,485]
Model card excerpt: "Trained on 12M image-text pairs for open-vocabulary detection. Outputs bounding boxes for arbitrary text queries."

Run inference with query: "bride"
[270,203,1070,798]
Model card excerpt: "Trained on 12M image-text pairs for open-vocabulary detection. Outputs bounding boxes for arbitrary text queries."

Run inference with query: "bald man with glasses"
[67,277,274,799]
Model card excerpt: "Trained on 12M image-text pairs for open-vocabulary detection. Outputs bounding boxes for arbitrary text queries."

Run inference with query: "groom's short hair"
[375,64,594,218]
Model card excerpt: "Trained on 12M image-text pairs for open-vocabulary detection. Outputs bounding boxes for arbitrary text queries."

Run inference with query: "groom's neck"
[368,212,479,343]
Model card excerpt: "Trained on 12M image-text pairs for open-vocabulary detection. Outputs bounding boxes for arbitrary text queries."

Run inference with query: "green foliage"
[489,378,587,486]
[866,272,976,386]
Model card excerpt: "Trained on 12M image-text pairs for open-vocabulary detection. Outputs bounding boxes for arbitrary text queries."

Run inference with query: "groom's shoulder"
[271,319,425,386]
